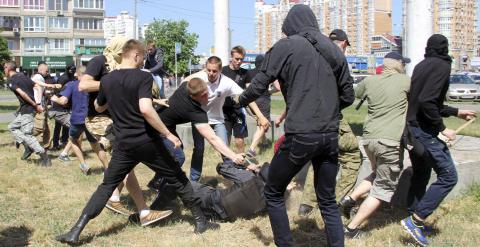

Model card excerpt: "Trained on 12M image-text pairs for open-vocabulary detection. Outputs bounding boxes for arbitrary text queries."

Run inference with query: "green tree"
[145,19,199,76]
[0,34,11,85]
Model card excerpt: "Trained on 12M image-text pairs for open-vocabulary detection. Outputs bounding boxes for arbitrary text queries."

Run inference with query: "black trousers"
[81,139,200,219]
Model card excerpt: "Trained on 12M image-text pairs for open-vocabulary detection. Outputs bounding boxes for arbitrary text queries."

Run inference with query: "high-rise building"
[104,11,136,44]
[255,0,392,55]
[433,0,477,70]
[0,0,106,72]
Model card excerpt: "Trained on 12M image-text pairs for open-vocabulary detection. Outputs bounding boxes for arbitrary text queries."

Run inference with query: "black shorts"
[225,118,248,138]
[255,96,271,121]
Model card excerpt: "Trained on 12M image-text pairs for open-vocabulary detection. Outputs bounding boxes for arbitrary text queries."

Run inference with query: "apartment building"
[433,0,477,70]
[255,0,392,56]
[104,11,136,44]
[0,0,105,72]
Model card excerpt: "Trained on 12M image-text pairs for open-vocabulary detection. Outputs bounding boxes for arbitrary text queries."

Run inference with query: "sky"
[106,0,480,55]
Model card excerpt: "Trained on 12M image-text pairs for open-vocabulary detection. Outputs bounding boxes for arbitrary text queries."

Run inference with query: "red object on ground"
[274,135,286,154]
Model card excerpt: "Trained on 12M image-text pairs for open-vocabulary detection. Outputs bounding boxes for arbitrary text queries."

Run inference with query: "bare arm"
[195,124,244,164]
[15,88,42,113]
[139,98,181,148]
[79,74,100,92]
[50,95,69,106]
[247,101,271,130]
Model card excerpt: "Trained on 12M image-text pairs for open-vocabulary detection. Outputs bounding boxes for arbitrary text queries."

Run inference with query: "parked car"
[446,74,480,101]
[351,74,370,90]
[465,72,480,84]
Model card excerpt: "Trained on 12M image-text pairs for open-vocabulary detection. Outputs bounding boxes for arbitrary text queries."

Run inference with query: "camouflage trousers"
[85,115,115,152]
[294,119,362,204]
[9,113,45,154]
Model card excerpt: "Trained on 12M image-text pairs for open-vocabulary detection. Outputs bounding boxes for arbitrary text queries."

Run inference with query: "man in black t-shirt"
[56,40,219,245]
[148,78,254,196]
[4,61,51,166]
[79,37,149,218]
[222,46,252,153]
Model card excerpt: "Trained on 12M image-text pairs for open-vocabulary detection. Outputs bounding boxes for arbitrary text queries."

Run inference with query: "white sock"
[60,152,67,156]
[140,208,150,218]
[110,195,120,202]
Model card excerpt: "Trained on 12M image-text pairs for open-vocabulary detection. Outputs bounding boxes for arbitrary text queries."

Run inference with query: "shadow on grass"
[0,105,17,113]
[75,222,129,246]
[292,218,328,247]
[0,225,33,247]
[250,225,273,246]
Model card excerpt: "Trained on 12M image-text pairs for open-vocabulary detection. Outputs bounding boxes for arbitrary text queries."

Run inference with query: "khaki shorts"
[85,115,115,151]
[362,138,403,203]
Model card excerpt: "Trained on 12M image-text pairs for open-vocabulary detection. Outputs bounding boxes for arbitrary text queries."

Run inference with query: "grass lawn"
[0,101,18,114]
[1,119,480,246]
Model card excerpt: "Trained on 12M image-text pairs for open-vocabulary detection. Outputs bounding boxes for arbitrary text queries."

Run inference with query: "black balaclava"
[254,55,265,69]
[425,34,452,63]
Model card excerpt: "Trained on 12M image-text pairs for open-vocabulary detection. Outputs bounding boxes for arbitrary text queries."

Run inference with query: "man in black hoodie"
[237,5,354,247]
[401,34,476,246]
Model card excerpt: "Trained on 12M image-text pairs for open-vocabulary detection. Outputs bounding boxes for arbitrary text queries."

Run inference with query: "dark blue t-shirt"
[60,80,88,125]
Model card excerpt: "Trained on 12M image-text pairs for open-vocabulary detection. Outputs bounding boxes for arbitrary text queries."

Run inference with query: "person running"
[4,61,51,166]
[236,5,354,246]
[400,34,476,246]
[55,39,219,245]
[340,52,411,238]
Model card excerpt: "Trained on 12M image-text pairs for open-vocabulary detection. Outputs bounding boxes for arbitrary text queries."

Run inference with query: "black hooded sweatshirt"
[238,4,354,134]
[406,34,458,135]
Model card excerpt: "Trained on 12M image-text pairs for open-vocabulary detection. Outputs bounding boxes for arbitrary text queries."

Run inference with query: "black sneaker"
[344,226,370,239]
[298,203,314,217]
[39,152,52,167]
[338,196,356,219]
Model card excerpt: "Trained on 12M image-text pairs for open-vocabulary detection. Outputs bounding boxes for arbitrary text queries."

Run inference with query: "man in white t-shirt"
[184,56,270,182]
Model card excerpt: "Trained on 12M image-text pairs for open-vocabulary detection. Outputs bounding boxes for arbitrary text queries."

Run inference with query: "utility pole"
[134,0,138,39]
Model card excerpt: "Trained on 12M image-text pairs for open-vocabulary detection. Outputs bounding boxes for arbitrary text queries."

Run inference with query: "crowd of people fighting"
[3,4,477,247]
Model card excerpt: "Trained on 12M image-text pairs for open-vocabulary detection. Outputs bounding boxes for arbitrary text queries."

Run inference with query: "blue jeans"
[152,74,165,98]
[190,123,228,181]
[265,133,344,247]
[407,126,458,219]
[162,137,186,167]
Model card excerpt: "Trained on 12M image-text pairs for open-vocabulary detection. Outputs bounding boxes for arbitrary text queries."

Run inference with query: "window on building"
[24,16,45,32]
[74,18,103,30]
[23,0,44,10]
[49,38,70,53]
[24,38,45,53]
[74,38,105,46]
[0,0,19,6]
[0,16,21,31]
[48,0,66,10]
[7,39,20,50]
[49,17,68,30]
[73,0,103,9]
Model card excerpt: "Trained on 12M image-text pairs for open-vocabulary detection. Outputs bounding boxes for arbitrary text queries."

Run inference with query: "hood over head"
[425,34,452,63]
[281,4,319,36]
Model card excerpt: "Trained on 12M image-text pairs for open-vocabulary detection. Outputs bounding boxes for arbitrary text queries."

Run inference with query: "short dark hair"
[122,39,146,56]
[231,45,246,56]
[147,41,156,48]
[206,56,222,69]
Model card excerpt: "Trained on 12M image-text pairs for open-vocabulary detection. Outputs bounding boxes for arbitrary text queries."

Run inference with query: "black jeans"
[81,139,200,219]
[265,132,343,247]
[407,126,458,219]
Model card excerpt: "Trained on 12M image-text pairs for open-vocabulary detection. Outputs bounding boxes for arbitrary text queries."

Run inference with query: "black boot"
[150,183,178,210]
[39,152,52,167]
[338,196,356,219]
[55,214,90,244]
[190,205,219,234]
[21,143,33,160]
